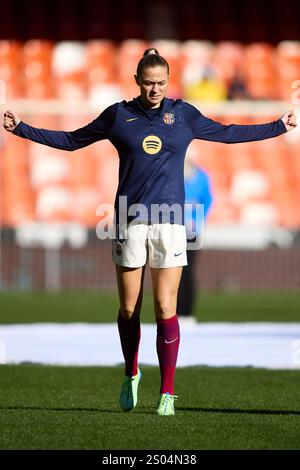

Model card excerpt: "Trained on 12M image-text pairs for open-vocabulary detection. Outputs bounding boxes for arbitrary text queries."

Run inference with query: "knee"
[154,300,174,320]
[119,306,138,320]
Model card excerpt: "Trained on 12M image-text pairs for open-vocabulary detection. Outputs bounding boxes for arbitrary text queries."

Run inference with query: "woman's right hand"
[3,110,21,132]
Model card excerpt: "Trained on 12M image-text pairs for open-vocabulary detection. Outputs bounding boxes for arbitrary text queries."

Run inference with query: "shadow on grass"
[0,405,300,416]
[176,407,300,416]
[0,405,154,415]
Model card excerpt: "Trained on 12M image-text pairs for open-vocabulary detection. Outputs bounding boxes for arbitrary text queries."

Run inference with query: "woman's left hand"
[281,110,297,131]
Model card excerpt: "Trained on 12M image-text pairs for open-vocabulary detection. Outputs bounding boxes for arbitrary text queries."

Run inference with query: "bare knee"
[119,306,139,320]
[154,300,175,320]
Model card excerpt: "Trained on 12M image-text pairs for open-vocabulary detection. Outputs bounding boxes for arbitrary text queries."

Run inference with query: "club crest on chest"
[163,113,175,125]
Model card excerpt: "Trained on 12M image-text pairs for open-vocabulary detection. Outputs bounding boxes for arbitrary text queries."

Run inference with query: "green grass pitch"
[0,291,300,323]
[0,291,299,449]
[0,365,300,450]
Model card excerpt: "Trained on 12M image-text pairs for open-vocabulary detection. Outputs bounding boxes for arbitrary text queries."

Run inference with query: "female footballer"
[3,48,297,416]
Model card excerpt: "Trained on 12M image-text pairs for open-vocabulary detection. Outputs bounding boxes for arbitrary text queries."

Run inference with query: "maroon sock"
[156,314,180,395]
[117,311,141,377]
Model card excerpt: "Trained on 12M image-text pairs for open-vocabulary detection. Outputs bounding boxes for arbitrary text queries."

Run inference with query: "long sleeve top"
[13,97,287,225]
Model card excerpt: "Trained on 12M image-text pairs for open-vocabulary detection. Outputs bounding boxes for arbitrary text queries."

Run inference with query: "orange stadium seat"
[26,115,59,133]
[244,43,278,99]
[93,141,119,203]
[1,136,35,226]
[188,141,234,222]
[214,42,245,83]
[227,145,257,173]
[70,151,98,189]
[54,78,87,100]
[191,140,223,173]
[250,113,280,126]
[276,41,300,100]
[254,140,299,228]
[22,40,54,98]
[0,40,21,62]
[118,39,148,99]
[2,137,28,175]
[86,40,117,85]
[85,40,123,108]
[2,193,35,227]
[59,114,90,137]
[52,41,87,99]
[272,190,300,228]
[23,77,53,99]
[22,39,53,74]
[0,40,23,98]
[71,186,103,227]
[290,147,300,185]
[118,39,149,77]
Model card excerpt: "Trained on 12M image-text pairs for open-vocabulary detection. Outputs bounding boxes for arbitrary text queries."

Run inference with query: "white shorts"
[112,222,187,268]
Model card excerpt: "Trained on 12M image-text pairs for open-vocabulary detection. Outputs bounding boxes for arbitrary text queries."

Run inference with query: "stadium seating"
[277,41,300,101]
[118,39,148,99]
[23,40,54,99]
[0,40,23,99]
[2,39,299,101]
[1,40,300,229]
[244,43,278,99]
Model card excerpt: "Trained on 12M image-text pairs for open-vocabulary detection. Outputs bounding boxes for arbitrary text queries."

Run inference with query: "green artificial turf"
[0,291,299,323]
[0,365,300,450]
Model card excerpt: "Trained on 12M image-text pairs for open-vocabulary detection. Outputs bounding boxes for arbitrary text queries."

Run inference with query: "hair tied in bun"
[144,48,159,56]
[136,48,169,80]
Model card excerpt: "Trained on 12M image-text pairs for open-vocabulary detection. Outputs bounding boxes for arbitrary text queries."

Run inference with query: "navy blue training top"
[13,97,287,225]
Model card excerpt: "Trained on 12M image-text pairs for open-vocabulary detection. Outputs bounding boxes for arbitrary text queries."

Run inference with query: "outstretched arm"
[3,105,117,151]
[183,103,297,144]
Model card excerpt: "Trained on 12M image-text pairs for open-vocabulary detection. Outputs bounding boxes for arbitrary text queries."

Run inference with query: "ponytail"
[136,48,169,81]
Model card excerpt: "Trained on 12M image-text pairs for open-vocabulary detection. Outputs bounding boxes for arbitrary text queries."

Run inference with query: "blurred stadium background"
[0,0,300,452]
[1,0,300,294]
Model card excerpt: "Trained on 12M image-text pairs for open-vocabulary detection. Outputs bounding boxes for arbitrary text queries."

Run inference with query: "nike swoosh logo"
[174,252,183,257]
[126,117,139,122]
[164,337,179,344]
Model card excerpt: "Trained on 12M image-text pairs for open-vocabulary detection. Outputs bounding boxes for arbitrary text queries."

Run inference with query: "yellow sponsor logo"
[126,117,139,122]
[142,135,162,155]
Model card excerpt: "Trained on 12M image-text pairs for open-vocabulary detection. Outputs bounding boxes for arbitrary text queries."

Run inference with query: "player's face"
[136,65,169,108]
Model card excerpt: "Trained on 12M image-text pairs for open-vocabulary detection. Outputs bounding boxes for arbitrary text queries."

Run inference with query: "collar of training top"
[133,96,171,119]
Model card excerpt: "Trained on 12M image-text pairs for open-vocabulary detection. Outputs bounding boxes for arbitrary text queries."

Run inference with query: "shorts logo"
[142,135,162,155]
[163,112,175,125]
